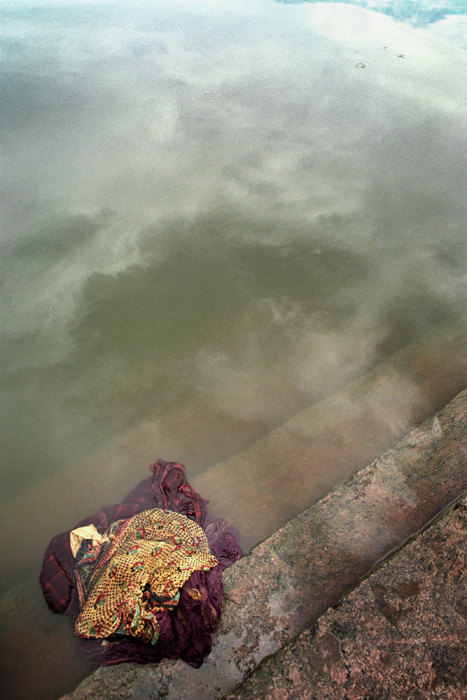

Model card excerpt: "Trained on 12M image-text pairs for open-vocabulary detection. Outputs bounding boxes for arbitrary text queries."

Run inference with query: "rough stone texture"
[59,388,467,700]
[225,494,467,700]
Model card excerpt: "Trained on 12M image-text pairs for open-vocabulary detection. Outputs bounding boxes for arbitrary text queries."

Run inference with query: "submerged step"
[2,317,466,597]
[193,317,467,550]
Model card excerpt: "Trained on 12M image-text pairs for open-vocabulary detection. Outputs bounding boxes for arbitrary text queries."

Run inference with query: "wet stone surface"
[58,388,467,700]
[225,494,467,700]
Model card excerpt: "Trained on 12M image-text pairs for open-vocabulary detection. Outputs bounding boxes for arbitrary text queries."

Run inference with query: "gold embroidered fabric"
[74,509,218,644]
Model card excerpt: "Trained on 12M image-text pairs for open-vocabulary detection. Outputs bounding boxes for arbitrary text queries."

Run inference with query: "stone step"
[223,493,467,700]
[58,386,467,700]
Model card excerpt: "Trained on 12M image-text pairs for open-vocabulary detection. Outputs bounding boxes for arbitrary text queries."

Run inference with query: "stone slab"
[225,494,467,700]
[59,387,467,699]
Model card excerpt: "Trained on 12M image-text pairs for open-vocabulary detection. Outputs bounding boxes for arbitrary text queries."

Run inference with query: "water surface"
[1,1,467,698]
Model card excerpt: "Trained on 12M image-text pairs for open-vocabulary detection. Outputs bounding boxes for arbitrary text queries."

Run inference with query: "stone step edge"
[221,493,467,700]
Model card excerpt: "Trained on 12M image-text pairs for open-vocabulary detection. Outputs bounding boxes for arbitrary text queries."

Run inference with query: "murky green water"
[1,1,467,698]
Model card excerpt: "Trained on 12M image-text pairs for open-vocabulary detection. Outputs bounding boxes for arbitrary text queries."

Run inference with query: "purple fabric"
[40,460,210,615]
[149,461,209,525]
[121,460,209,526]
[204,519,244,569]
[40,459,242,669]
[90,567,224,668]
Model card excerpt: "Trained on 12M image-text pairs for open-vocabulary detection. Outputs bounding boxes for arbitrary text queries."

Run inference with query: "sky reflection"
[1,0,467,505]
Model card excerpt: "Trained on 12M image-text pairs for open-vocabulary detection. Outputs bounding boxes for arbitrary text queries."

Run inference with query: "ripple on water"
[196,88,221,100]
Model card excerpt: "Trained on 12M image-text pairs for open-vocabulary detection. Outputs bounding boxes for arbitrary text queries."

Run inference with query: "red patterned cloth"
[39,459,242,668]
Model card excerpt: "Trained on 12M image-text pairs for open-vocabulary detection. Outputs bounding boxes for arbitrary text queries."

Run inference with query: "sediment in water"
[2,319,467,700]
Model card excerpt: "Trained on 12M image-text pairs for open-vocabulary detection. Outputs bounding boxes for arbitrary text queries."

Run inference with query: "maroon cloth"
[39,459,242,668]
[204,519,244,569]
[40,460,208,615]
[83,567,224,668]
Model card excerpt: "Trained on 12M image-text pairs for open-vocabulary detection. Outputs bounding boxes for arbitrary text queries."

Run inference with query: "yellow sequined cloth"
[73,509,218,644]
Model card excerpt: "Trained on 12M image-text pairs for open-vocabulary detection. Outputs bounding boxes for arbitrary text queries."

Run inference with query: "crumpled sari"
[40,459,242,667]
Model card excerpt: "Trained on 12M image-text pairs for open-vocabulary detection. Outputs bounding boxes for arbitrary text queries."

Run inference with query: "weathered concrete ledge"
[61,387,467,700]
[225,493,467,700]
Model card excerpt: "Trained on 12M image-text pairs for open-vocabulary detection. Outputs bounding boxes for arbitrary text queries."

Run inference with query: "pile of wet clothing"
[40,460,242,667]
